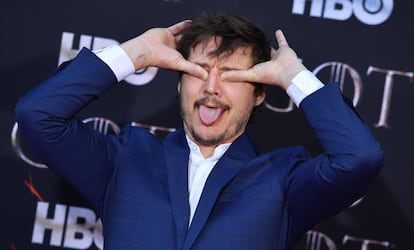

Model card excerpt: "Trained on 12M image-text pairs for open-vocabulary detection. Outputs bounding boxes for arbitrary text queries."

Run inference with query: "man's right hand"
[221,30,306,90]
[120,20,208,80]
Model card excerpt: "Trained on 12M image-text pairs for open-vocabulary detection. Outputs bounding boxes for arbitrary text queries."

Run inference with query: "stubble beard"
[180,102,250,147]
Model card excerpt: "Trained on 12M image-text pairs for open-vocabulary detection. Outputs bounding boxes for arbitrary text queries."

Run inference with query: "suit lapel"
[182,133,258,249]
[164,129,190,249]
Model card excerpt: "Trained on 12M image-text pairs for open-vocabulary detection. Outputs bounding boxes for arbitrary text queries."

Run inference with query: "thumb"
[221,68,260,83]
[179,60,208,80]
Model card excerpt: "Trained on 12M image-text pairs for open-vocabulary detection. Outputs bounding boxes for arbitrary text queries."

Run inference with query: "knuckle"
[253,68,261,81]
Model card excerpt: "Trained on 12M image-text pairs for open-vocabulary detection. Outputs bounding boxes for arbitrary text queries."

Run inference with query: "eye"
[198,63,210,73]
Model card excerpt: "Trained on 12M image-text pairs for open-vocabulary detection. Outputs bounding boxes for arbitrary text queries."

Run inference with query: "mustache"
[194,96,230,110]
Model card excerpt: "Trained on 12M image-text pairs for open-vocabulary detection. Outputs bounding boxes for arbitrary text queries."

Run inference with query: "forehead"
[188,36,254,67]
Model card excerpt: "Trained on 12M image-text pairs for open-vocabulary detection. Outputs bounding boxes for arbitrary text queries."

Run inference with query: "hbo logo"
[292,0,394,25]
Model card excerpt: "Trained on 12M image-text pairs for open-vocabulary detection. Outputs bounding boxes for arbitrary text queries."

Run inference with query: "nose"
[203,68,221,96]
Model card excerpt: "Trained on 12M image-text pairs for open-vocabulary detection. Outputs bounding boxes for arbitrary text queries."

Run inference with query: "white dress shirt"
[94,45,324,225]
[186,136,230,226]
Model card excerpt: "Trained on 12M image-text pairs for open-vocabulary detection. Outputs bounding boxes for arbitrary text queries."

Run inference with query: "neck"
[199,145,217,158]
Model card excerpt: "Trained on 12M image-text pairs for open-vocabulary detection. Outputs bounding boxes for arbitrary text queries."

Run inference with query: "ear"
[254,91,265,107]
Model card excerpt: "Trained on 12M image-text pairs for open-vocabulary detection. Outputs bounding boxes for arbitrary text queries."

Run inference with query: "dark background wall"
[1,0,412,249]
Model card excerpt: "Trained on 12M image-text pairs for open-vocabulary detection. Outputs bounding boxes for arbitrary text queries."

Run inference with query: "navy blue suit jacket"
[16,48,384,249]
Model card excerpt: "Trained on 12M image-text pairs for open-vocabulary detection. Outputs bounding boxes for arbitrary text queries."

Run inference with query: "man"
[16,12,384,249]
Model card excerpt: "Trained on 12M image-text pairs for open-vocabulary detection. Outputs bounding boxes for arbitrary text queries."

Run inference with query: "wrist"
[94,45,136,82]
[120,37,151,71]
[279,62,307,90]
[286,70,325,107]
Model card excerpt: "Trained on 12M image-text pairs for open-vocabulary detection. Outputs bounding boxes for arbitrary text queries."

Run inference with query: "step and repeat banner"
[1,0,413,249]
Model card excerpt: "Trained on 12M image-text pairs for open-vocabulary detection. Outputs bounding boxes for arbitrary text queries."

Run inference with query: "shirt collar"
[185,135,231,161]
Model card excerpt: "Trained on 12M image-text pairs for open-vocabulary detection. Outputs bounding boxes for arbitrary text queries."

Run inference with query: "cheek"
[180,77,202,97]
[226,85,257,109]
[179,86,197,118]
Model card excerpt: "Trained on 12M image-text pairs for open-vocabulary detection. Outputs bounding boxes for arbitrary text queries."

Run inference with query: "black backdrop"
[1,0,413,249]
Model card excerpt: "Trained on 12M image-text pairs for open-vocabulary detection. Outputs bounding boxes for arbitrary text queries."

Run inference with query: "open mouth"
[195,97,230,126]
[198,105,224,126]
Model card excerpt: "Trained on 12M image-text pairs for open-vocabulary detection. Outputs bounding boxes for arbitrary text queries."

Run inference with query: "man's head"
[177,12,270,96]
[177,12,270,150]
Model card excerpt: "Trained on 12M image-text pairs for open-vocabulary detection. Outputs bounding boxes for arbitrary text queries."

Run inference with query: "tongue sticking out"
[199,105,223,126]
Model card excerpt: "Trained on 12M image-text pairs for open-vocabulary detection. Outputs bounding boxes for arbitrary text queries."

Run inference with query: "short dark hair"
[177,12,270,96]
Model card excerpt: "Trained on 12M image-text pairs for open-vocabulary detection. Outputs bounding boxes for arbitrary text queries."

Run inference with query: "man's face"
[179,37,265,147]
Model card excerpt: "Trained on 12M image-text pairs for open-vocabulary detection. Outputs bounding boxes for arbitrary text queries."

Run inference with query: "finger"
[174,32,185,44]
[221,68,260,83]
[168,20,191,35]
[178,60,208,80]
[275,29,289,48]
[270,47,277,58]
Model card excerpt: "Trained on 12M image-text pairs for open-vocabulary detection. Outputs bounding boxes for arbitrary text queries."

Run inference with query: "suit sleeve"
[286,82,385,236]
[15,48,123,210]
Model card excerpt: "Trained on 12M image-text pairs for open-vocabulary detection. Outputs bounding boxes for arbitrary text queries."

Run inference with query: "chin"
[191,128,227,147]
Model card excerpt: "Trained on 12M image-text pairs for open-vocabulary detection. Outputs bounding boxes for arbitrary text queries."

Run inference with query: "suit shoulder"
[116,124,162,153]
[249,146,311,174]
[262,145,310,161]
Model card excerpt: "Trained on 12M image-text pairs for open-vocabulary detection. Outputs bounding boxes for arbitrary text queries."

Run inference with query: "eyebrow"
[220,65,243,71]
[195,62,245,71]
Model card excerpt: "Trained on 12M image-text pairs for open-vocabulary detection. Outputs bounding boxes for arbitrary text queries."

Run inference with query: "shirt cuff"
[94,45,136,82]
[286,70,324,107]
